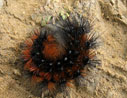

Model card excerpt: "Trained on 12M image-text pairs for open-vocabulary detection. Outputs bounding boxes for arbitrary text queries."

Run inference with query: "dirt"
[0,0,127,98]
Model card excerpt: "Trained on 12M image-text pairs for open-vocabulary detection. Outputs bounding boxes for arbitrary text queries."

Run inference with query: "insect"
[22,13,99,92]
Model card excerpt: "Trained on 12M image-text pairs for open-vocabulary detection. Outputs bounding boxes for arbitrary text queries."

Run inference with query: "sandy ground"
[0,0,127,98]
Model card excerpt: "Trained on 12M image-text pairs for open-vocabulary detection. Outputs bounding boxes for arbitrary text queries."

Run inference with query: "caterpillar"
[22,13,100,93]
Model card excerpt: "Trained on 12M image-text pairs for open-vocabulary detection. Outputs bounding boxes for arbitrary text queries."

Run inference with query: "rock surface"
[0,0,127,98]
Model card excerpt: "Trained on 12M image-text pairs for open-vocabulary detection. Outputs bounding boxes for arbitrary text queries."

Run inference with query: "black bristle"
[83,56,89,65]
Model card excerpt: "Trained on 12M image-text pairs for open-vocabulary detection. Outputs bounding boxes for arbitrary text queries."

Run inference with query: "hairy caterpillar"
[22,13,100,93]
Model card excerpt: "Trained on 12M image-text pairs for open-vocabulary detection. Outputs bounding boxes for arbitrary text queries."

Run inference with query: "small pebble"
[13,69,21,76]
[0,0,3,9]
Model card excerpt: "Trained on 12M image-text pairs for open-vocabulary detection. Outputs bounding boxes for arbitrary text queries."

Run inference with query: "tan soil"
[0,0,127,98]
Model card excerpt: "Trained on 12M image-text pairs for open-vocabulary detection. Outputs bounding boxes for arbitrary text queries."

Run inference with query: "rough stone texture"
[0,0,127,98]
